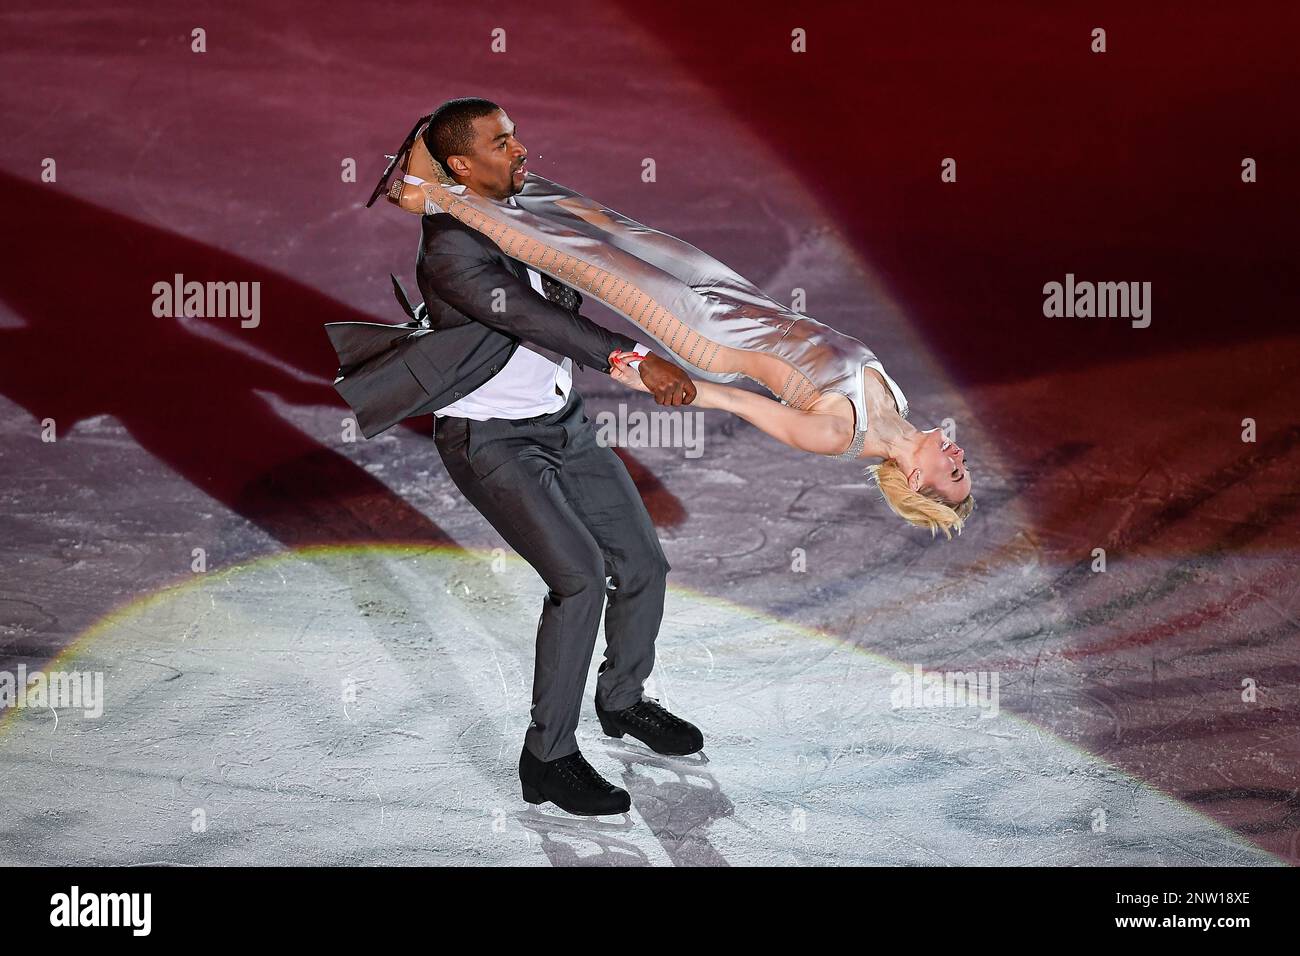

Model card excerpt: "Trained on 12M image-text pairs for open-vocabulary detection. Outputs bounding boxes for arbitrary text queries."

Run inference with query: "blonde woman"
[607,348,973,539]
[370,104,975,539]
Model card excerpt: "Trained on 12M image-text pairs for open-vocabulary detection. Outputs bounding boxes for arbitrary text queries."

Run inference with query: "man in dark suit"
[385,98,704,816]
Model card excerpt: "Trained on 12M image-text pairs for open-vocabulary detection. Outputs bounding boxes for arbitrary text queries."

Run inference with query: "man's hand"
[636,352,697,406]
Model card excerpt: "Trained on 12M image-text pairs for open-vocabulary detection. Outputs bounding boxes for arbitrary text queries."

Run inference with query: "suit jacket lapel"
[500,253,569,369]
[504,257,525,284]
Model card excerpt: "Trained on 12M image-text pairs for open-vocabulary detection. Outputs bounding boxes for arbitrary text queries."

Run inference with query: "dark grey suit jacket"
[326,212,639,438]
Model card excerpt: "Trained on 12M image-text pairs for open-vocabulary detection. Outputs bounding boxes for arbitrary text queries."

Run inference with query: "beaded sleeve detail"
[826,427,867,461]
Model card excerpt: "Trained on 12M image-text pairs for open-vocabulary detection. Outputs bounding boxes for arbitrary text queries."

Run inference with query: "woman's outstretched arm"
[610,356,854,457]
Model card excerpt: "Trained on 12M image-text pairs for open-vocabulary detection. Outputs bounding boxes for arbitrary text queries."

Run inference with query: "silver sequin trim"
[828,428,867,460]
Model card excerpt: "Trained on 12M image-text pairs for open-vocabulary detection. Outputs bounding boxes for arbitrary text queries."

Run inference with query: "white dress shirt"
[434,194,649,421]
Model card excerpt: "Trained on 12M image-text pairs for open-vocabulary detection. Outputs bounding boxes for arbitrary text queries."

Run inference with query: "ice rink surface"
[0,548,1280,866]
[1,2,1296,865]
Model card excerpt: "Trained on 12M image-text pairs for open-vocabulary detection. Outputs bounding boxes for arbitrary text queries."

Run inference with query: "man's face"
[447,109,528,201]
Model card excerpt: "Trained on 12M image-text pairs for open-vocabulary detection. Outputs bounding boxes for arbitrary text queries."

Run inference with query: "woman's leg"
[417,177,827,409]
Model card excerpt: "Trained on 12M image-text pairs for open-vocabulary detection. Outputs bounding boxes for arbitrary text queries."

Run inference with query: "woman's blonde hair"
[865,458,975,540]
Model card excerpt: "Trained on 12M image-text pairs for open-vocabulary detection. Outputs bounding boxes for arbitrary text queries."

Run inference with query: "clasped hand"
[609,351,696,406]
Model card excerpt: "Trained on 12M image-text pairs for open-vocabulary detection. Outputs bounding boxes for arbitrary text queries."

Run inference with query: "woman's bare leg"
[413,179,826,409]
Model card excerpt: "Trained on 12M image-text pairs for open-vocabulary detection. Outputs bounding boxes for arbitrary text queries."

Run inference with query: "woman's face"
[915,428,972,504]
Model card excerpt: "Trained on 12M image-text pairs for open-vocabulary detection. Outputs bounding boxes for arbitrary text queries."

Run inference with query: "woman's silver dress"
[408,171,910,459]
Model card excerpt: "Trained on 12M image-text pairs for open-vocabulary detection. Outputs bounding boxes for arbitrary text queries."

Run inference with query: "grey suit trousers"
[434,388,671,763]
